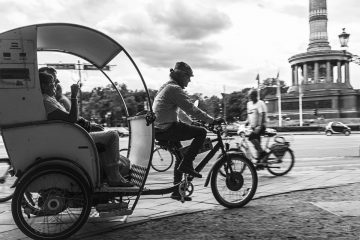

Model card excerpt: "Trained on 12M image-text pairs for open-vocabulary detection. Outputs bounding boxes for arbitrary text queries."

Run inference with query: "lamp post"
[338,28,350,48]
[338,28,360,66]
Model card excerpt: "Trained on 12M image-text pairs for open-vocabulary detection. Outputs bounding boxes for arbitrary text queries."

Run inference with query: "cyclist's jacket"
[153,80,213,130]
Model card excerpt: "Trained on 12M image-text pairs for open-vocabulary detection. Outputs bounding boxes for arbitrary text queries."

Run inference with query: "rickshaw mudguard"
[15,157,94,191]
[204,151,245,187]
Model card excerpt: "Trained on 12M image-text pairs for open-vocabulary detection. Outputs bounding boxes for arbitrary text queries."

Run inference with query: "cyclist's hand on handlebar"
[212,118,225,125]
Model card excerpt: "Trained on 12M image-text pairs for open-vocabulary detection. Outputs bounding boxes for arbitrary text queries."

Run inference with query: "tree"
[260,78,289,99]
[225,91,248,121]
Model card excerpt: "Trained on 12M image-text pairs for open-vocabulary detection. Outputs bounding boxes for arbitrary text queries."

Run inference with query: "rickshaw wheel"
[12,165,92,240]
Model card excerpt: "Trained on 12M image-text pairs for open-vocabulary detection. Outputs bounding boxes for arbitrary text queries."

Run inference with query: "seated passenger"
[39,72,133,187]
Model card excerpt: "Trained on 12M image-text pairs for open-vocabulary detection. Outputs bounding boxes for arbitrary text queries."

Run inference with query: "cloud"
[97,1,236,72]
[120,38,237,70]
[147,1,231,40]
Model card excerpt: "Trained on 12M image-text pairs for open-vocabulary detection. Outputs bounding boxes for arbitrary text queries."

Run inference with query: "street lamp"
[338,28,360,65]
[338,28,350,48]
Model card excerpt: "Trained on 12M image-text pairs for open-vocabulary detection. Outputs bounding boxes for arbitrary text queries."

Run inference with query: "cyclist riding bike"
[245,89,268,164]
[152,61,222,201]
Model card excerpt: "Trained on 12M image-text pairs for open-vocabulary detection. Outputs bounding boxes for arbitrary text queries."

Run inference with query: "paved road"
[1,133,360,239]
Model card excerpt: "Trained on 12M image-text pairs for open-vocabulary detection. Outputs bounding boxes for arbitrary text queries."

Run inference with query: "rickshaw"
[0,23,257,240]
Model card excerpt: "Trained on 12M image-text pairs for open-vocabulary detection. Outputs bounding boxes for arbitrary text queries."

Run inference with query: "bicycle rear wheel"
[151,147,174,172]
[12,165,92,240]
[0,159,15,202]
[211,155,257,208]
[266,148,295,176]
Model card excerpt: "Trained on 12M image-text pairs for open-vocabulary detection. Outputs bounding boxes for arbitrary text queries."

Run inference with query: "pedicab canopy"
[0,23,124,126]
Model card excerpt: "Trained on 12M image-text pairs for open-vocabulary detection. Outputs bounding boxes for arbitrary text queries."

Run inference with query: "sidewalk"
[84,183,360,240]
[1,156,360,239]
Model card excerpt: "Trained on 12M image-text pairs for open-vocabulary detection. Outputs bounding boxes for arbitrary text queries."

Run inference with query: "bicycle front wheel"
[151,147,174,172]
[211,155,257,208]
[266,148,295,176]
[0,159,15,203]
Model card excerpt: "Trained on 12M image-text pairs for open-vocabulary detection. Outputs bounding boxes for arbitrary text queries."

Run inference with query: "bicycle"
[142,121,258,208]
[0,157,16,202]
[120,142,175,172]
[233,130,295,176]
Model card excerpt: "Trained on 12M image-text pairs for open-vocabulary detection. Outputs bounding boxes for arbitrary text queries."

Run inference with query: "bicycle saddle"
[155,140,182,149]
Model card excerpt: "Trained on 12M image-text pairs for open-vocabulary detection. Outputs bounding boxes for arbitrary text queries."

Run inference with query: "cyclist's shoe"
[256,151,268,161]
[170,192,192,201]
[177,164,202,178]
[255,165,265,170]
[255,152,268,169]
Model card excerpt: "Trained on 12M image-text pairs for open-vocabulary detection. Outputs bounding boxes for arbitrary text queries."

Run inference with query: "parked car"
[236,124,277,137]
[325,122,351,136]
[105,126,129,137]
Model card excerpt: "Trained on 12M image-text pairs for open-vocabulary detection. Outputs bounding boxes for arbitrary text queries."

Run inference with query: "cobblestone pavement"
[84,183,360,240]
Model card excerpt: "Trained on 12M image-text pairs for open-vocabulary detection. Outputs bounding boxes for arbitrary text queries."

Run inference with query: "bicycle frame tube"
[194,142,221,173]
[195,132,226,173]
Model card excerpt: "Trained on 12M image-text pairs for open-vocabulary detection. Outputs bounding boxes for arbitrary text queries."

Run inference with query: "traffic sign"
[46,63,76,70]
[83,64,110,71]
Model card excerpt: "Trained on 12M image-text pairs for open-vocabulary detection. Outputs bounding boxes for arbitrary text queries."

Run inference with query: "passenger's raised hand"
[70,84,80,98]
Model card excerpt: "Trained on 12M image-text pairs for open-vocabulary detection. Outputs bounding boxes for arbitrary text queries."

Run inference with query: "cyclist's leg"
[249,129,266,161]
[171,123,206,177]
[156,122,206,178]
[155,129,191,201]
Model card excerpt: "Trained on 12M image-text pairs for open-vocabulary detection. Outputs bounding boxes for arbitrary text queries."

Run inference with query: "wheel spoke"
[0,162,15,202]
[12,167,91,239]
[151,147,174,172]
[211,156,257,208]
[267,149,295,176]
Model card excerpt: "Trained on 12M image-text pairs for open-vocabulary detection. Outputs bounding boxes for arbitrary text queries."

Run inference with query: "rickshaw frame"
[0,23,157,239]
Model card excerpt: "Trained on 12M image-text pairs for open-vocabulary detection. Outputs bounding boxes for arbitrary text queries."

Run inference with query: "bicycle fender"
[204,151,245,187]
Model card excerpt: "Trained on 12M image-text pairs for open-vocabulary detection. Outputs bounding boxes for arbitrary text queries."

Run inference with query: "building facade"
[266,0,360,119]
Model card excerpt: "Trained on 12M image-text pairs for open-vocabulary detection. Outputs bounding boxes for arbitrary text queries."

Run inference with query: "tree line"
[74,78,288,127]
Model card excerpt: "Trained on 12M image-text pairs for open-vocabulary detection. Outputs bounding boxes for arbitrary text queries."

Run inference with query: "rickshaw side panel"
[0,26,46,126]
[127,115,153,187]
[2,122,100,187]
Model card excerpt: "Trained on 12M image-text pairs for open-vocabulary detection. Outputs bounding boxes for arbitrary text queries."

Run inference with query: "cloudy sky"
[1,0,360,97]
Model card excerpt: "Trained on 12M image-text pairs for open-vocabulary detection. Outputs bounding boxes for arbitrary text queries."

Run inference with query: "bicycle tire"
[266,148,295,176]
[0,160,15,203]
[211,155,258,208]
[151,147,174,172]
[12,165,92,240]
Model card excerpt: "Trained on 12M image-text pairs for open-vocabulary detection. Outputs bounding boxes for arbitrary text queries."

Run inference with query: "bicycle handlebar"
[192,120,225,135]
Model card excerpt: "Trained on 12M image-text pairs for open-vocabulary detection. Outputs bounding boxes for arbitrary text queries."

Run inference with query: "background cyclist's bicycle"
[120,142,175,172]
[233,129,295,176]
[0,157,15,202]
